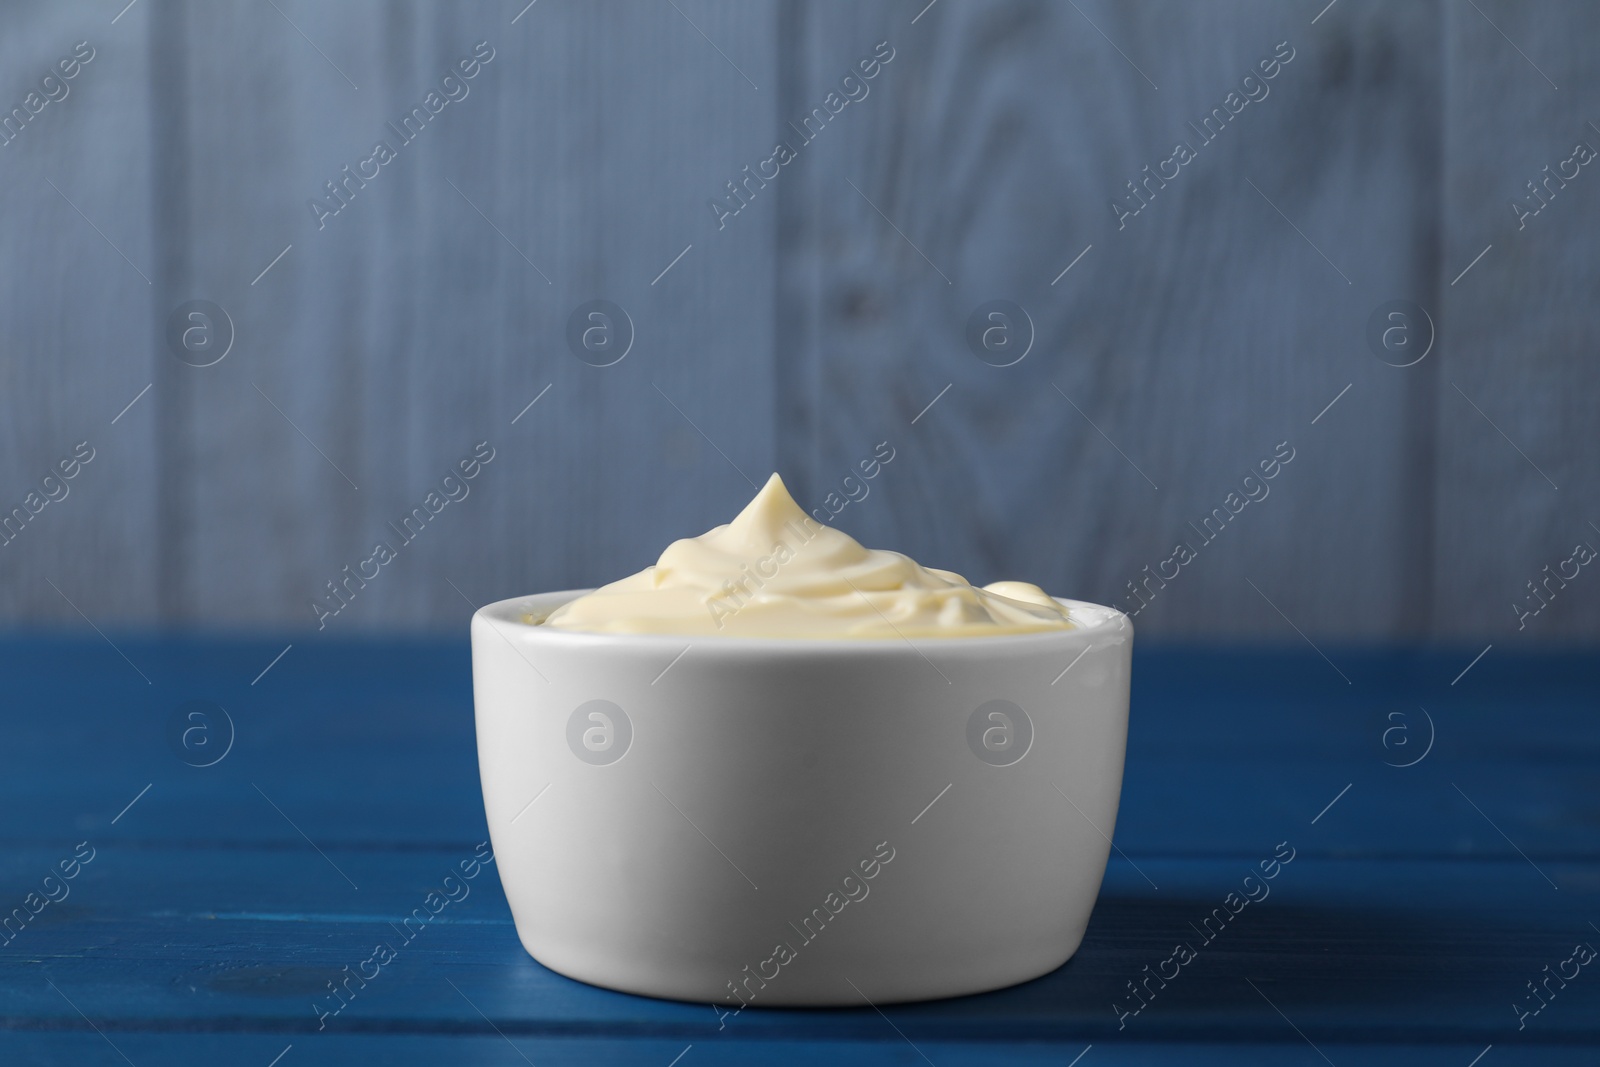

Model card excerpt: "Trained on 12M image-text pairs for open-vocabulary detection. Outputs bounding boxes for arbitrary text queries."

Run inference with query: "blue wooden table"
[1,637,1594,1065]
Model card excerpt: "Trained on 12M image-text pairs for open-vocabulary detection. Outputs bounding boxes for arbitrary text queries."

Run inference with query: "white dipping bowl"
[471,591,1132,1007]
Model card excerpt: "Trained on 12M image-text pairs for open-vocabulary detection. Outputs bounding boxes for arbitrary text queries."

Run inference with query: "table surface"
[1,636,1595,1066]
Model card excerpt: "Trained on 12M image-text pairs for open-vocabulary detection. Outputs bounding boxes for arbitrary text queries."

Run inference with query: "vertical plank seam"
[1415,0,1445,636]
[149,0,193,622]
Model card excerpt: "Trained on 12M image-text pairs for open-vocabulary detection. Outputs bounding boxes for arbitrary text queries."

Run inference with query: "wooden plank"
[0,4,161,623]
[1,0,1597,647]
[163,0,777,627]
[2,848,1596,1045]
[1435,0,1600,640]
[0,639,1592,1053]
[3,1035,1590,1067]
[779,0,1444,638]
[0,640,1592,865]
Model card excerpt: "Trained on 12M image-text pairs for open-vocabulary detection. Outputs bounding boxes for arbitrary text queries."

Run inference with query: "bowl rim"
[472,589,1132,656]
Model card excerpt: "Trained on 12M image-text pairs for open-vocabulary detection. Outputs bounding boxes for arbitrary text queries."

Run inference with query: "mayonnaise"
[539,474,1074,638]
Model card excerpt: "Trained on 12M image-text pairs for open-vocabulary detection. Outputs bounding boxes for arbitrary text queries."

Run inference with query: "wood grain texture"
[0,638,1596,1060]
[0,3,161,624]
[4,1036,1587,1067]
[1,1039,1591,1067]
[0,0,1596,640]
[780,0,1446,640]
[5,851,1596,1041]
[132,0,777,630]
[1435,0,1600,640]
[0,638,1590,857]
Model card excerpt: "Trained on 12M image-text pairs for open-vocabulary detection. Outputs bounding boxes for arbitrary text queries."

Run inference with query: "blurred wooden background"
[0,0,1594,640]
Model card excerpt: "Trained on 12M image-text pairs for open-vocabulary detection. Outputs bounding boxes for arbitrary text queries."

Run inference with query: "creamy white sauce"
[540,474,1074,638]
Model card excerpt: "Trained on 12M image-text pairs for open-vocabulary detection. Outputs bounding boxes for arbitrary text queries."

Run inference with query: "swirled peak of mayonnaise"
[538,474,1074,638]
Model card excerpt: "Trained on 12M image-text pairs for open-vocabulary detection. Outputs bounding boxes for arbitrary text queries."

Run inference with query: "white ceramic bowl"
[471,590,1132,1007]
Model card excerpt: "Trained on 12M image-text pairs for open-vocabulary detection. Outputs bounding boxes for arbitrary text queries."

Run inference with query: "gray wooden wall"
[2,0,1596,642]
